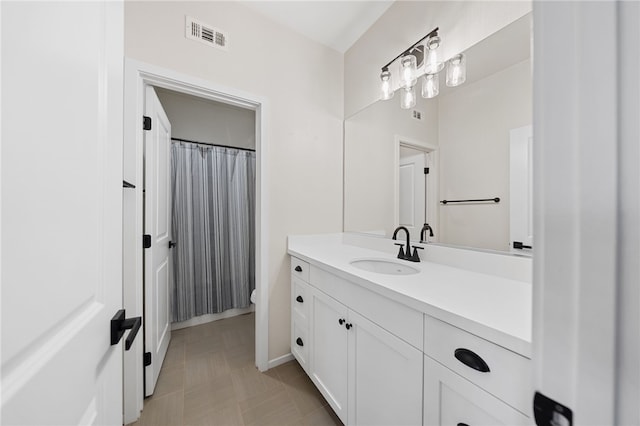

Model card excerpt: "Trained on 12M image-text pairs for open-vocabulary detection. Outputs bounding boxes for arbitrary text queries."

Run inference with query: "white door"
[309,289,349,423]
[144,87,172,396]
[509,125,533,252]
[533,2,624,423]
[1,2,124,425]
[347,311,422,426]
[399,151,426,237]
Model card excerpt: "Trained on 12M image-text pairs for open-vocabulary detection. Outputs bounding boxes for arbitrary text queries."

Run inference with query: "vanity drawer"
[424,355,531,426]
[291,257,310,282]
[291,319,309,373]
[291,276,310,325]
[424,315,531,415]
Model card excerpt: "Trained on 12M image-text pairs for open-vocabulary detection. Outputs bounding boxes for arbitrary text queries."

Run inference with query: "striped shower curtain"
[170,141,255,323]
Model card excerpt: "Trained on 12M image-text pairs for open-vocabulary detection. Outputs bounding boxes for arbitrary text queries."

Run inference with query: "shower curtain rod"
[171,137,256,152]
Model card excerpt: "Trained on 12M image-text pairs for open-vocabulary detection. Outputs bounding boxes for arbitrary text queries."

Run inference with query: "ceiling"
[240,1,394,53]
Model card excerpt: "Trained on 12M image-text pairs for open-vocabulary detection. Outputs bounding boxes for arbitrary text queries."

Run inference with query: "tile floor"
[129,313,342,426]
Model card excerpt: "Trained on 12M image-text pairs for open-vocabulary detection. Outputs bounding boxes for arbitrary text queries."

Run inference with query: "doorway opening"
[123,59,269,424]
[394,137,439,242]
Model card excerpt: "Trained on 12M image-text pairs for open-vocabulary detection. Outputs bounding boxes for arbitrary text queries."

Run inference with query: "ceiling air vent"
[185,16,229,51]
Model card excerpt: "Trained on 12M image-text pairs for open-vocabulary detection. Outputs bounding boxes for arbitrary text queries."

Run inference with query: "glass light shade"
[399,55,418,89]
[424,36,444,75]
[400,86,416,110]
[446,53,466,87]
[421,74,439,99]
[380,69,394,100]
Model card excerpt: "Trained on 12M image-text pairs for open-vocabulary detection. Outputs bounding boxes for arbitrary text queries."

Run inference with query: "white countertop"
[288,233,532,357]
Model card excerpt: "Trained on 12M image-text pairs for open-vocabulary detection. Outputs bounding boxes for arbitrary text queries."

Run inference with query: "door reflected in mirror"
[344,13,533,254]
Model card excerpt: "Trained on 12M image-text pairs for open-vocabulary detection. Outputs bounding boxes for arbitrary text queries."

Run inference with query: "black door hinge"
[143,116,152,130]
[424,167,430,174]
[144,352,152,367]
[143,234,151,249]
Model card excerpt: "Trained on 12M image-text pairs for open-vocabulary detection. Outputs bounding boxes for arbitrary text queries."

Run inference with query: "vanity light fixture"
[379,27,438,101]
[379,27,468,106]
[446,53,466,87]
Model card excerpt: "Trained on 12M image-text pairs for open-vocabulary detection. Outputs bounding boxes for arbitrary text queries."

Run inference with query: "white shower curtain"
[170,140,256,323]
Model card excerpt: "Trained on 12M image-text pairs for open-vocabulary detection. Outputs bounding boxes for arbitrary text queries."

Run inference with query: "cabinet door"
[424,356,531,426]
[309,288,349,423]
[348,310,423,426]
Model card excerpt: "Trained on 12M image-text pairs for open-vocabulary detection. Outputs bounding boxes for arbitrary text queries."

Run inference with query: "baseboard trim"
[267,353,294,370]
[171,306,255,331]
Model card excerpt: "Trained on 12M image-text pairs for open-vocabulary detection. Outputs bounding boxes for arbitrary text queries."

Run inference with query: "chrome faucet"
[392,226,423,262]
[420,223,434,243]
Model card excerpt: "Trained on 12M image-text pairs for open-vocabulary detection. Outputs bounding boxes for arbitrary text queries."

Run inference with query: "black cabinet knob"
[296,295,304,303]
[296,337,304,347]
[338,318,345,325]
[345,323,352,330]
[294,265,303,272]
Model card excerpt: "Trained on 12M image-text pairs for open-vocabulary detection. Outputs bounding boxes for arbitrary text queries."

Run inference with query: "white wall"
[125,1,344,361]
[344,1,531,117]
[155,88,255,150]
[344,96,438,236]
[438,59,532,251]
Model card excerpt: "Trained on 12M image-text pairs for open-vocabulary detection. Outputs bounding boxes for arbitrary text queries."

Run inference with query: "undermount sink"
[350,258,419,275]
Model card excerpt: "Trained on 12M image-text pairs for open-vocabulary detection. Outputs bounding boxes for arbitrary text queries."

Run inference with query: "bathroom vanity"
[288,233,532,426]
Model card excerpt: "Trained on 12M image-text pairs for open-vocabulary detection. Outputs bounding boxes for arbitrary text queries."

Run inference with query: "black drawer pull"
[454,348,490,372]
[296,295,304,303]
[339,318,345,325]
[457,423,470,426]
[295,265,303,272]
[345,323,352,330]
[296,337,304,347]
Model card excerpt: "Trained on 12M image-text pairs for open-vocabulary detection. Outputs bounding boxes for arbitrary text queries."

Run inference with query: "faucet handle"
[410,245,424,262]
[394,243,406,259]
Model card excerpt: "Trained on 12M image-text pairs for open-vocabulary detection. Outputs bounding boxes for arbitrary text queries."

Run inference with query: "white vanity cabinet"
[289,251,532,426]
[290,257,423,426]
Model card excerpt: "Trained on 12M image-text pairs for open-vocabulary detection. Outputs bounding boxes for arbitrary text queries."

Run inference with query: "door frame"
[393,135,439,241]
[532,1,631,423]
[123,59,269,423]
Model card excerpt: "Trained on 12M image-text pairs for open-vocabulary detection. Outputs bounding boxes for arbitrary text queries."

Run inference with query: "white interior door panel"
[1,2,124,424]
[144,86,172,396]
